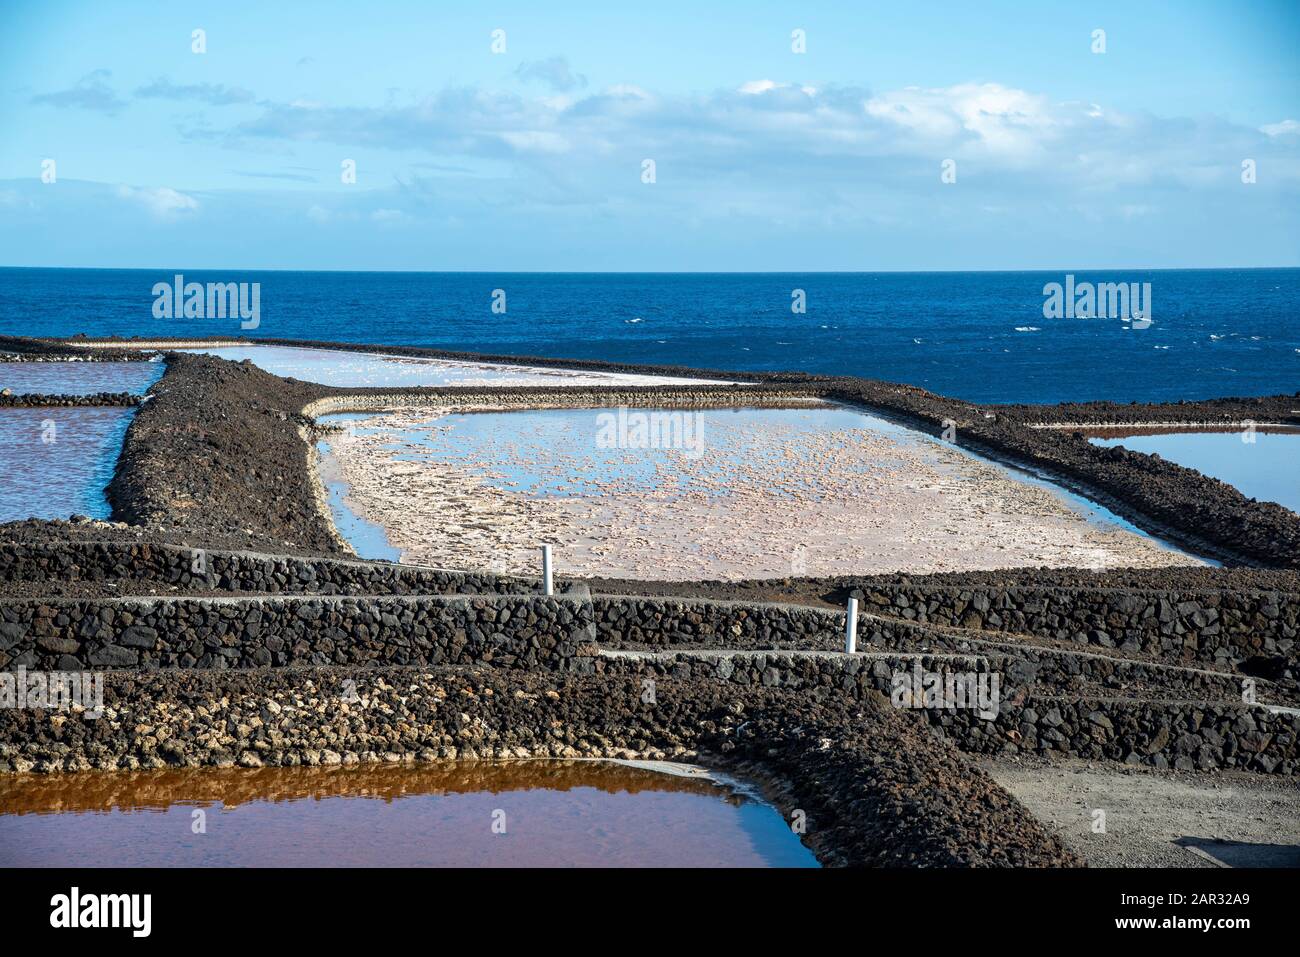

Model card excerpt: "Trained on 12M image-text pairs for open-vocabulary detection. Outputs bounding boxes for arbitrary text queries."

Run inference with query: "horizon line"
[2,265,1298,275]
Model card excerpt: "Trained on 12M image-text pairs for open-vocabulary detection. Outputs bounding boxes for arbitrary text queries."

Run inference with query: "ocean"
[1,267,1295,404]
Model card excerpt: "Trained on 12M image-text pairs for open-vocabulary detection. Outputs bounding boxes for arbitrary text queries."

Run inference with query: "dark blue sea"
[1,267,1295,404]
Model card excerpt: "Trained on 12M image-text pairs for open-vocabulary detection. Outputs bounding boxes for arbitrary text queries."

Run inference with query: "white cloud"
[116,185,199,218]
[1261,119,1300,137]
[864,83,1063,160]
[135,77,256,106]
[182,78,1300,229]
[31,69,127,114]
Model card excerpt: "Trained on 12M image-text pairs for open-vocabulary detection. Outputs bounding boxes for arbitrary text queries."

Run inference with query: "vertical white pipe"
[542,544,554,597]
[845,597,858,653]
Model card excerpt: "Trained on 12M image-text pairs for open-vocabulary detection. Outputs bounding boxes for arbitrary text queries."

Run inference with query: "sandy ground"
[321,405,1204,580]
[980,755,1300,867]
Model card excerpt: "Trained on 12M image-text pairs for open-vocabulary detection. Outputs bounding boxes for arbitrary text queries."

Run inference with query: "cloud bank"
[13,69,1300,268]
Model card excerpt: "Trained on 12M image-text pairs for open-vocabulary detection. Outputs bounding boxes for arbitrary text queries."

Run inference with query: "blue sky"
[1,0,1297,270]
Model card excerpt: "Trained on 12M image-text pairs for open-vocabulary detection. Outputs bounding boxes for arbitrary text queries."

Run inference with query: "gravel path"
[980,754,1300,867]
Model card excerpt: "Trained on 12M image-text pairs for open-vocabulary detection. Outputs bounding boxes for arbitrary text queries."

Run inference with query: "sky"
[1,0,1298,271]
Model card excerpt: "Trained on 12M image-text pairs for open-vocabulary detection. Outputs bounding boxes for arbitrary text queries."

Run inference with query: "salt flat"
[318,404,1204,580]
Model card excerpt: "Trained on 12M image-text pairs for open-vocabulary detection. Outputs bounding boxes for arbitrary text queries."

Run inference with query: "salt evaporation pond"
[1090,429,1300,514]
[316,427,402,561]
[0,360,163,396]
[0,761,817,868]
[317,404,1206,578]
[176,343,729,387]
[0,408,134,522]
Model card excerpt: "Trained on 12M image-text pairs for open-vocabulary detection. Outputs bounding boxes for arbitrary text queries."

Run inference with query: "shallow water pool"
[0,360,163,396]
[0,407,134,522]
[0,760,817,868]
[1090,430,1299,514]
[176,344,727,388]
[316,430,402,561]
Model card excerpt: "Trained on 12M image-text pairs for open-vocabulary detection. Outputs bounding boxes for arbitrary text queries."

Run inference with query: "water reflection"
[316,405,1203,574]
[0,760,818,868]
[1090,428,1299,514]
[316,430,402,561]
[0,407,134,522]
[176,344,722,387]
[0,360,163,396]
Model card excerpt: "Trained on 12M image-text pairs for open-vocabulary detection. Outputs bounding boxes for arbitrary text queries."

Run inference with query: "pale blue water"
[2,267,1295,404]
[0,359,163,396]
[0,407,134,522]
[316,428,402,561]
[384,406,885,499]
[174,344,724,387]
[1091,431,1300,514]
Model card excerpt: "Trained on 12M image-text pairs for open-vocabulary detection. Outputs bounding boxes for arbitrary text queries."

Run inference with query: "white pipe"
[541,544,554,597]
[844,597,858,653]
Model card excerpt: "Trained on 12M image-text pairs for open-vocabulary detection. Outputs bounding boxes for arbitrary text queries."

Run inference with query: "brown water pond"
[0,760,818,868]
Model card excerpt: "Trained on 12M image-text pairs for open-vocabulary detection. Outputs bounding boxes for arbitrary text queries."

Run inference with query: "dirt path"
[980,755,1300,867]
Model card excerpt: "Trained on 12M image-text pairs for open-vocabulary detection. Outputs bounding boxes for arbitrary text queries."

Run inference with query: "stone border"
[844,582,1297,677]
[1031,421,1297,431]
[3,588,1295,770]
[0,392,143,407]
[5,537,1296,676]
[0,336,159,362]
[0,594,595,671]
[590,593,1297,701]
[997,394,1300,428]
[0,539,541,593]
[3,334,1299,869]
[7,335,1299,568]
[0,663,1084,866]
[303,388,824,417]
[599,650,1299,775]
[5,541,1293,680]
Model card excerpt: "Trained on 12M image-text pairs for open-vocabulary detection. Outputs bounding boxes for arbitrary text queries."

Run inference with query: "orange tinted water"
[0,761,818,868]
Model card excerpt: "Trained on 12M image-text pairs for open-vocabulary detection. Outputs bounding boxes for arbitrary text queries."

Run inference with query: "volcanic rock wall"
[0,595,593,671]
[847,582,1297,675]
[0,665,1084,867]
[2,589,1295,774]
